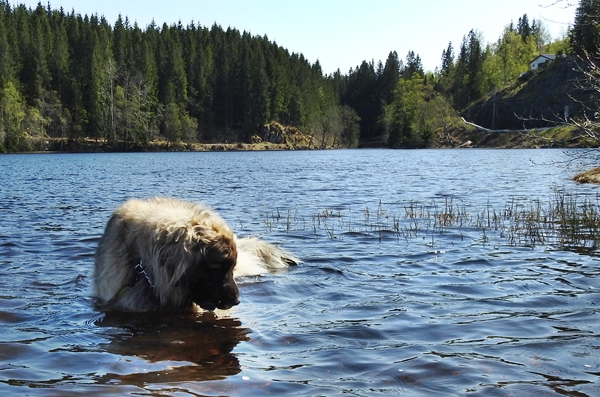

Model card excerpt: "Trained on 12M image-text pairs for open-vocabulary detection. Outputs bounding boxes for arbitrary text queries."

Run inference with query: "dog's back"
[234,236,300,277]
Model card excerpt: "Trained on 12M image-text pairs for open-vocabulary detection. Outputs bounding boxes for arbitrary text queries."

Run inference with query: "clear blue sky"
[16,0,576,74]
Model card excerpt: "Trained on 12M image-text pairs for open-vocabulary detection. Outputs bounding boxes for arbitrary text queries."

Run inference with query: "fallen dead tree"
[461,117,556,133]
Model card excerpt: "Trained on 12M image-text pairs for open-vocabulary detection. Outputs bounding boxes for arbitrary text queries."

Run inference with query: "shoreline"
[6,135,600,185]
[4,124,598,154]
[6,138,316,154]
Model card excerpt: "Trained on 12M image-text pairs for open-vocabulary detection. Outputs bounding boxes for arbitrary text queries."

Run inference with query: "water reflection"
[95,311,249,384]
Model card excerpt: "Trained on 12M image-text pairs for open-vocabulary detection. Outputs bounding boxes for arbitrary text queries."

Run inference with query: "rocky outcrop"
[262,122,312,148]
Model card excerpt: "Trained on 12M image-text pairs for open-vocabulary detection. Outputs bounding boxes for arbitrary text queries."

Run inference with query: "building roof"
[530,54,556,64]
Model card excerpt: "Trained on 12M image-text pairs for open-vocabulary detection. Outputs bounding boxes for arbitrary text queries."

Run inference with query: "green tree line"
[0,1,359,152]
[0,1,594,152]
[339,12,573,148]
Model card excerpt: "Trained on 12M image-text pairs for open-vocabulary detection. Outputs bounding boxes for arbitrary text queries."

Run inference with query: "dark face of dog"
[188,236,240,311]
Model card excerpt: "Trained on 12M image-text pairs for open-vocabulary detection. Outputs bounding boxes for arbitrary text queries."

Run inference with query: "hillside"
[465,56,593,131]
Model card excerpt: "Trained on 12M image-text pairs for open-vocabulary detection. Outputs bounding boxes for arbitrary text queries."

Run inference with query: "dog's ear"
[151,225,195,287]
[212,234,240,271]
[173,264,197,287]
[172,236,236,287]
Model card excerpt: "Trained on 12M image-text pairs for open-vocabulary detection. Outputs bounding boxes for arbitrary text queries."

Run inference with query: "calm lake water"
[1,149,599,396]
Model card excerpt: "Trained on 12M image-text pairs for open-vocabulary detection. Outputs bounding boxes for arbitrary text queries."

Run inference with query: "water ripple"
[0,150,599,396]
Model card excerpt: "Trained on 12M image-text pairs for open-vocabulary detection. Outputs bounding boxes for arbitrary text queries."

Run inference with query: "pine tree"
[0,3,14,88]
[48,8,70,102]
[138,22,158,108]
[241,37,270,139]
[440,42,455,76]
[379,51,401,104]
[436,42,456,98]
[157,24,188,106]
[452,30,485,109]
[403,50,424,78]
[112,15,126,71]
[87,26,113,140]
[517,14,531,41]
[343,60,379,141]
[570,0,600,56]
[265,42,289,125]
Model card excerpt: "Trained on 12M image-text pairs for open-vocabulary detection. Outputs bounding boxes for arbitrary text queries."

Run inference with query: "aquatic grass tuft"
[264,191,600,253]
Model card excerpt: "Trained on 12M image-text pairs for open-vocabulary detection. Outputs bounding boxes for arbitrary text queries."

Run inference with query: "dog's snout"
[200,301,217,311]
[200,296,239,311]
[217,298,240,310]
[219,286,240,309]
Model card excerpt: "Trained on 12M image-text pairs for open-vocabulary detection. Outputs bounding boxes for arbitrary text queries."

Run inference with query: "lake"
[0,149,599,396]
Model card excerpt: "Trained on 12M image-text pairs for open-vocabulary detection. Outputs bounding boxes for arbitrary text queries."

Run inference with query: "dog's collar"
[112,260,155,304]
[134,260,155,289]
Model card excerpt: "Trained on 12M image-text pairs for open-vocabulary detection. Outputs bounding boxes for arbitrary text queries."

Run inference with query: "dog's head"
[186,231,240,311]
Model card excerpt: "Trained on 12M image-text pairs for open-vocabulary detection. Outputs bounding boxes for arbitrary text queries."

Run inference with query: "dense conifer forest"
[0,1,593,152]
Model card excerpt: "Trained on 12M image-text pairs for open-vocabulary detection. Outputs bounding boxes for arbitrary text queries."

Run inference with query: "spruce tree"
[570,0,600,56]
[48,9,70,102]
[440,42,455,76]
[451,30,484,109]
[0,3,14,88]
[379,51,401,104]
[436,42,456,98]
[404,50,424,78]
[343,60,379,141]
[517,14,531,41]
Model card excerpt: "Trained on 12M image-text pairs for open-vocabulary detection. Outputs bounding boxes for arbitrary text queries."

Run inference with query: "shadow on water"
[94,311,250,386]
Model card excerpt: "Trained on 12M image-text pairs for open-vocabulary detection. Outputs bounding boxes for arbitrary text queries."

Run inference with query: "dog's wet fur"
[93,197,299,312]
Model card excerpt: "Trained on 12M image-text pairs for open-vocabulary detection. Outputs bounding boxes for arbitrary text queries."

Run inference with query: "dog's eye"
[207,261,234,275]
[206,264,227,275]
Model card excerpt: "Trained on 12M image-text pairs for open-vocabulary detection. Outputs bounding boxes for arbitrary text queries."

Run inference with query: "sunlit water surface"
[1,149,599,396]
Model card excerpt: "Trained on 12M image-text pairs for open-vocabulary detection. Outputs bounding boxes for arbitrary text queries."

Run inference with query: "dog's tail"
[233,236,300,277]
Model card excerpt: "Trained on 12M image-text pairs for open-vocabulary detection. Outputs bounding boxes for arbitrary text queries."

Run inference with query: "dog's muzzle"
[199,298,240,311]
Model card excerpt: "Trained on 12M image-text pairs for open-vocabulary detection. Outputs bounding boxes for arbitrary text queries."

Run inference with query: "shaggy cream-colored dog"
[93,197,299,312]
